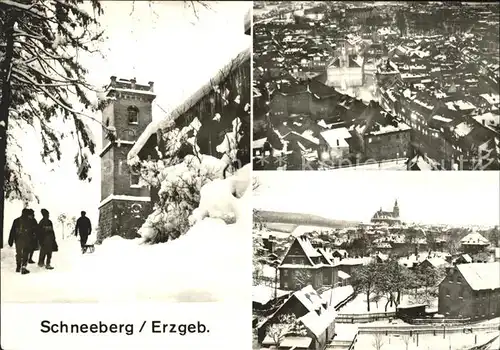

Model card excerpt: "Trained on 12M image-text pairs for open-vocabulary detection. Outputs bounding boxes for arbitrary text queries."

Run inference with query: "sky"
[3,1,251,237]
[253,171,500,227]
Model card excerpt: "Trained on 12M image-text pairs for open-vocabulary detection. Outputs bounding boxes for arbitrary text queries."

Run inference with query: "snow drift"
[0,163,251,303]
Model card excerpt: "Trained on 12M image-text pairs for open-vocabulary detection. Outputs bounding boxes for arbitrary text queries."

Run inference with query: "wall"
[101,148,114,201]
[364,130,411,161]
[98,199,153,240]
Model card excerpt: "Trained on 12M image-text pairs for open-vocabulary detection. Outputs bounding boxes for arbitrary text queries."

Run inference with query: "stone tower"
[98,76,156,239]
[393,199,400,218]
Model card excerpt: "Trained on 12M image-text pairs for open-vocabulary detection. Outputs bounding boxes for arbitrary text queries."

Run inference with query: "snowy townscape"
[252,171,500,350]
[1,1,252,303]
[253,1,500,170]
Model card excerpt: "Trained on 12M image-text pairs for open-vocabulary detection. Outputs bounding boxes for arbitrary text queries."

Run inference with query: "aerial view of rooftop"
[252,1,500,171]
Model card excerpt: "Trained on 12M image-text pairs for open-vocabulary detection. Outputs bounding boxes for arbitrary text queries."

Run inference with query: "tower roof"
[105,77,156,100]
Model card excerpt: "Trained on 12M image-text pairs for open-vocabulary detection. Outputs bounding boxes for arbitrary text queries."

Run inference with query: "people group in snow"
[8,209,92,275]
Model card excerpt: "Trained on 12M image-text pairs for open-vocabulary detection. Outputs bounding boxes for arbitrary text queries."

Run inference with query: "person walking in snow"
[27,209,39,264]
[75,211,92,253]
[38,209,57,270]
[8,209,37,274]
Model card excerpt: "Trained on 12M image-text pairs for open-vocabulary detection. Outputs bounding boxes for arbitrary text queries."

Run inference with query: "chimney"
[482,119,485,125]
[148,81,154,92]
[110,76,117,87]
[130,77,136,90]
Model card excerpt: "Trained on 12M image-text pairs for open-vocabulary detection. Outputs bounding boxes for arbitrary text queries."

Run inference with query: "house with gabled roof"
[461,232,490,254]
[278,236,338,291]
[438,262,500,320]
[258,285,337,350]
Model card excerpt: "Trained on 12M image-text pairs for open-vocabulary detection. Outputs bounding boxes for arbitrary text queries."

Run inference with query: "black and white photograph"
[253,1,499,171]
[252,171,500,350]
[1,1,251,303]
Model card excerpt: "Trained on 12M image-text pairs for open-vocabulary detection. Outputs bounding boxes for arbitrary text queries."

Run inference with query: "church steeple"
[393,199,400,217]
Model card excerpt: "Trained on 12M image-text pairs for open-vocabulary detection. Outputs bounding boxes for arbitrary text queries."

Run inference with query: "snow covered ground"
[1,167,251,303]
[339,293,438,314]
[353,331,499,350]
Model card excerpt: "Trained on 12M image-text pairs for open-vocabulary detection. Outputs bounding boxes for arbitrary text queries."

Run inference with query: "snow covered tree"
[0,0,106,247]
[351,262,380,312]
[372,333,385,350]
[266,314,306,348]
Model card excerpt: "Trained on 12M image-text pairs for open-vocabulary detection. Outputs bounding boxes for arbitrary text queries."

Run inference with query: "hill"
[254,210,361,232]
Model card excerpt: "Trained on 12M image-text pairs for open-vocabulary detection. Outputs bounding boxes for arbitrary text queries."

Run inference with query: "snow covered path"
[1,217,249,303]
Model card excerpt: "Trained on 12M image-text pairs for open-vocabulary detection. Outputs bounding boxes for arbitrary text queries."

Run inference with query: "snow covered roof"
[252,285,290,305]
[294,285,325,313]
[457,262,500,291]
[127,36,251,161]
[280,336,312,348]
[253,137,267,149]
[461,232,489,245]
[320,127,351,148]
[423,257,447,268]
[297,236,321,258]
[338,271,350,280]
[298,307,336,338]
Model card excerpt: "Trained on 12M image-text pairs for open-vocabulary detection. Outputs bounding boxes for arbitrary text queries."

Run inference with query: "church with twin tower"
[98,77,156,239]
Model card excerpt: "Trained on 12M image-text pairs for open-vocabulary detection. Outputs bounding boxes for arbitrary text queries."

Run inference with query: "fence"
[405,317,472,325]
[358,323,500,336]
[336,312,396,324]
[334,293,356,311]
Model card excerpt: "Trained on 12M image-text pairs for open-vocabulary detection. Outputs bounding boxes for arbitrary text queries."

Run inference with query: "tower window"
[130,173,141,187]
[127,106,139,124]
[130,164,141,187]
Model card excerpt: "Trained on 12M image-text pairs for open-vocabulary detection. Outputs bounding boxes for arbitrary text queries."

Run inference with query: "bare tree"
[266,314,303,348]
[294,269,313,289]
[402,334,411,350]
[372,333,385,350]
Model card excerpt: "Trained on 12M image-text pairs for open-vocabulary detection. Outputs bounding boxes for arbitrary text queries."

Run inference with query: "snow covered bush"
[139,154,228,244]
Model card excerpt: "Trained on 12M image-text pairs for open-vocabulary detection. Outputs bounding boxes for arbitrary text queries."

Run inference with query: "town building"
[371,200,402,226]
[98,77,156,239]
[258,285,337,350]
[278,236,338,291]
[438,262,500,320]
[325,47,363,90]
[460,232,490,254]
[98,13,250,240]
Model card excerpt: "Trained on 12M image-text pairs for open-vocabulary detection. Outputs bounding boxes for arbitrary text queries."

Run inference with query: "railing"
[358,323,500,336]
[334,293,356,311]
[404,317,472,325]
[336,312,396,324]
[319,157,409,170]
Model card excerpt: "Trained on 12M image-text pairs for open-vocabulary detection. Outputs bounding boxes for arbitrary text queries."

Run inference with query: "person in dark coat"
[27,209,39,264]
[37,209,57,270]
[8,209,36,274]
[75,211,92,253]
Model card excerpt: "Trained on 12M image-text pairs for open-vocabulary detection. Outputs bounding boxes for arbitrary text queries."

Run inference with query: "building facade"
[438,263,500,320]
[98,77,155,239]
[371,200,402,225]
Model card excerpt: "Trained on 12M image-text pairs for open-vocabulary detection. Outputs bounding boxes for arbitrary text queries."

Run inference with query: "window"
[127,106,139,124]
[284,282,288,289]
[368,138,373,143]
[130,173,140,187]
[284,270,288,276]
[457,276,462,284]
